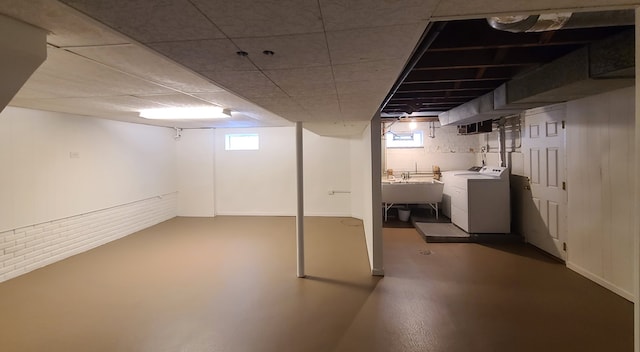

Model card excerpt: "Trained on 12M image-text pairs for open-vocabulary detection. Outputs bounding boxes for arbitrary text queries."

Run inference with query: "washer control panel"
[478,166,508,178]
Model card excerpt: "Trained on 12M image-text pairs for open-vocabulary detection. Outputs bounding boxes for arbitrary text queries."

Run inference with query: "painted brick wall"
[0,193,177,282]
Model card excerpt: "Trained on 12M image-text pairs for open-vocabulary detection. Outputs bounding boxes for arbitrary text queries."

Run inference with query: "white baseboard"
[567,261,635,302]
[214,212,354,217]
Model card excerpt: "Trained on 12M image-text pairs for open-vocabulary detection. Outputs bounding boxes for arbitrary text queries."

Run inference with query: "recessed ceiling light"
[139,107,231,120]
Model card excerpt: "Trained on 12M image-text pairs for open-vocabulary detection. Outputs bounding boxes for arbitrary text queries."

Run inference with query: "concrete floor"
[0,216,633,351]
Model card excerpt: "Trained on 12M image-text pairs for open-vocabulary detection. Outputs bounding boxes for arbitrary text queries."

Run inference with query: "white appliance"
[441,166,510,233]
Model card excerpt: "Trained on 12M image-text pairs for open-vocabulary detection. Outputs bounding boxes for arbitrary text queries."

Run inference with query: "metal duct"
[439,28,634,126]
[487,10,634,33]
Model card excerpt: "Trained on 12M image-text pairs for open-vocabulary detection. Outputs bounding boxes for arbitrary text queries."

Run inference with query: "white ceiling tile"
[327,23,426,65]
[15,47,174,99]
[9,96,287,129]
[320,0,438,31]
[332,59,405,83]
[304,121,369,137]
[293,95,342,120]
[194,92,294,126]
[9,95,162,118]
[234,33,330,70]
[149,39,256,72]
[249,97,312,121]
[264,66,336,97]
[338,94,383,120]
[192,0,323,38]
[336,79,393,97]
[60,0,226,43]
[69,44,225,93]
[132,94,220,107]
[201,70,287,99]
[0,0,128,47]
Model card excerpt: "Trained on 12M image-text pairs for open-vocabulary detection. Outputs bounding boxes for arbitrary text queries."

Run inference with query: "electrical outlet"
[69,152,80,159]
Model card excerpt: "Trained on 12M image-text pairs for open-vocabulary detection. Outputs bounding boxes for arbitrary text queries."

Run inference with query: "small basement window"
[385,131,423,148]
[225,133,259,150]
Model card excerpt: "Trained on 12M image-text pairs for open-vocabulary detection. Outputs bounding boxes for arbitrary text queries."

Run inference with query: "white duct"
[487,10,634,33]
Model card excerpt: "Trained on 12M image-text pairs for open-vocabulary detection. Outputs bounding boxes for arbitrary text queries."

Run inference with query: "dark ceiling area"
[381,15,634,121]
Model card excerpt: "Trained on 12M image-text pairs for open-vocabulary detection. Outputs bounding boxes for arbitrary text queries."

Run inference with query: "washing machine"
[441,166,510,234]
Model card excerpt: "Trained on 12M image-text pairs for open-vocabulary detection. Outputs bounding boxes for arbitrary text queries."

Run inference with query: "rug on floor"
[415,222,470,240]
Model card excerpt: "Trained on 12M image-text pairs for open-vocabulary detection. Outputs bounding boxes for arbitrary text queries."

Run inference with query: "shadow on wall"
[511,175,563,262]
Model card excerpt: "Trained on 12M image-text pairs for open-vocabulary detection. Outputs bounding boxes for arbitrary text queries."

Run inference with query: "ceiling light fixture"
[409,121,417,130]
[139,107,231,120]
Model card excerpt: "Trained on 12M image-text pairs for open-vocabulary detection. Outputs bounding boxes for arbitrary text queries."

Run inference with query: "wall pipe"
[498,117,507,167]
[295,122,305,278]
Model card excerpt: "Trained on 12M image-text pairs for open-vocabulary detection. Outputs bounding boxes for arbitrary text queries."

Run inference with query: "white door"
[522,105,567,260]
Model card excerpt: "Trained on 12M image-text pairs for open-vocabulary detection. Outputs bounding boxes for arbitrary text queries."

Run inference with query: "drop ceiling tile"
[132,94,219,107]
[191,0,323,38]
[69,44,225,93]
[15,47,174,99]
[234,33,330,70]
[0,0,128,47]
[304,121,369,137]
[326,23,426,65]
[332,59,405,83]
[338,93,383,120]
[201,70,287,99]
[60,0,226,43]
[194,92,294,125]
[264,66,336,97]
[336,79,393,97]
[320,0,438,31]
[149,39,256,72]
[250,97,311,121]
[293,95,342,119]
[9,95,164,119]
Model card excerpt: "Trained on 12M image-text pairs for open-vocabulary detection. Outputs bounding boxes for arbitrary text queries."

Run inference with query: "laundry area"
[381,118,520,244]
[379,14,636,306]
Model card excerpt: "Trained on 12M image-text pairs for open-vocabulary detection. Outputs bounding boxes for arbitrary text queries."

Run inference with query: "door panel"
[522,106,567,260]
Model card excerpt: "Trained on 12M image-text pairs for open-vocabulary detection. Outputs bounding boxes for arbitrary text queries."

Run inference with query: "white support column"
[635,8,640,352]
[370,112,384,276]
[295,122,306,278]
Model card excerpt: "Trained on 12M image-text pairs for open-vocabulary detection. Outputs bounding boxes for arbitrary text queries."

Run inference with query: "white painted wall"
[0,107,177,232]
[0,107,178,281]
[350,122,381,273]
[302,130,352,216]
[214,127,295,216]
[213,127,352,216]
[565,87,635,299]
[176,129,215,216]
[384,121,480,173]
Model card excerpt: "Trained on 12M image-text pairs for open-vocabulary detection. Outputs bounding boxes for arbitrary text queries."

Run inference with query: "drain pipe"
[381,22,447,110]
[498,117,507,168]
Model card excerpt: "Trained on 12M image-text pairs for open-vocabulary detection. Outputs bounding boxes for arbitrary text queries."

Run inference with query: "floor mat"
[415,222,523,243]
[415,222,470,240]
